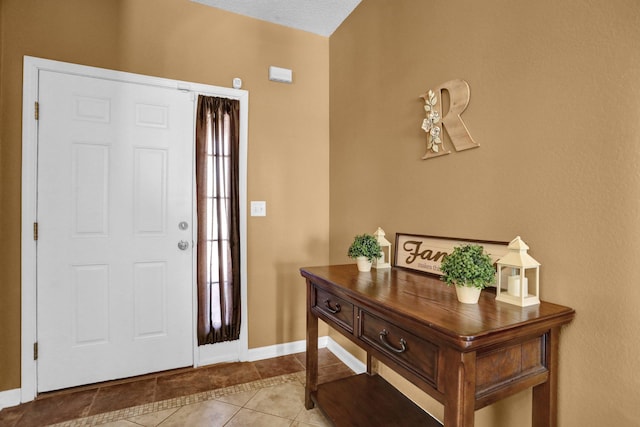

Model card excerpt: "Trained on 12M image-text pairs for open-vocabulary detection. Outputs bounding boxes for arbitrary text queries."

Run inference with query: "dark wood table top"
[301,264,575,350]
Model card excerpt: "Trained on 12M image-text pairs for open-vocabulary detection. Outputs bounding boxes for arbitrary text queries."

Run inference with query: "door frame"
[21,56,249,402]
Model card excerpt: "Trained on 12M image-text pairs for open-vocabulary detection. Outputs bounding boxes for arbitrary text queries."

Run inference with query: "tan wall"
[330,0,640,426]
[0,0,330,392]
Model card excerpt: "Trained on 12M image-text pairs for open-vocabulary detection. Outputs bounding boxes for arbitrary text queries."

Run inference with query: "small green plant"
[440,244,495,289]
[347,234,382,263]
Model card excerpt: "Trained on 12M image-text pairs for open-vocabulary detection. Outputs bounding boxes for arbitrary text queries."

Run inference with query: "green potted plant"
[347,234,383,272]
[439,244,496,304]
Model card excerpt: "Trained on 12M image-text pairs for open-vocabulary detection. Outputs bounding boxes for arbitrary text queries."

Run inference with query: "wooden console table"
[301,265,574,427]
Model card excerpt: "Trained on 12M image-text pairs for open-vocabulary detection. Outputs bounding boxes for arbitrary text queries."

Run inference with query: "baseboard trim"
[197,339,244,367]
[244,336,366,374]
[0,388,21,410]
[201,336,367,375]
[245,337,328,362]
[326,337,367,374]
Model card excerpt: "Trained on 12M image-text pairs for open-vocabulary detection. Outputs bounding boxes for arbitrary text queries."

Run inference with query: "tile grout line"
[47,373,302,427]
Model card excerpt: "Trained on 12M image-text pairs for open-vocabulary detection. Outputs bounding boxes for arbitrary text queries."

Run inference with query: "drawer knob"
[324,299,342,314]
[379,329,407,354]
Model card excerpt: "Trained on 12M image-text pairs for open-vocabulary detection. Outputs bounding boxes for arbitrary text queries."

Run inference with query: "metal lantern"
[372,227,392,269]
[495,236,540,307]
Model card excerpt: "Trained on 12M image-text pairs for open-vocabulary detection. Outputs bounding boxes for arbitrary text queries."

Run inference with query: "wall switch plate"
[250,201,266,217]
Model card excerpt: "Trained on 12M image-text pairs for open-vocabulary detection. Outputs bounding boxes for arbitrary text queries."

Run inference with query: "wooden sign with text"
[393,233,509,279]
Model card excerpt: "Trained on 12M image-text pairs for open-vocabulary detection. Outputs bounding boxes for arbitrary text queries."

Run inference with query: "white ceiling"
[192,0,361,37]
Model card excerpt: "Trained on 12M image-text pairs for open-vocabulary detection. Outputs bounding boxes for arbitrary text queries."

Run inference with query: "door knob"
[177,240,190,250]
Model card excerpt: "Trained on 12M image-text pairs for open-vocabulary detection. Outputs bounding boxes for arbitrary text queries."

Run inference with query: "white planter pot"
[356,256,372,272]
[455,286,482,304]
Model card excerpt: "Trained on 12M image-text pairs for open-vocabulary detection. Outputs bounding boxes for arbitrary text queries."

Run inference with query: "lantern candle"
[372,227,392,269]
[507,275,528,297]
[495,236,541,307]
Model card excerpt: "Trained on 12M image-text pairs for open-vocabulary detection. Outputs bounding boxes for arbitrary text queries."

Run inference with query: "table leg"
[532,328,560,427]
[305,280,318,409]
[443,348,476,427]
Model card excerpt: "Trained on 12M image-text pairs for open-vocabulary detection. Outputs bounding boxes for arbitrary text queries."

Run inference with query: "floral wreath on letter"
[421,90,442,153]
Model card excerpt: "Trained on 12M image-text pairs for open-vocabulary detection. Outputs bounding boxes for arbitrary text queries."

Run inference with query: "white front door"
[36,70,195,392]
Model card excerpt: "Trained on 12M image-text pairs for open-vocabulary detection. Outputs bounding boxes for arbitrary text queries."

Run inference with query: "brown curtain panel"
[195,95,241,345]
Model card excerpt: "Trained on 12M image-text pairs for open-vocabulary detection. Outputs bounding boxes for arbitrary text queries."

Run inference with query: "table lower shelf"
[311,373,442,427]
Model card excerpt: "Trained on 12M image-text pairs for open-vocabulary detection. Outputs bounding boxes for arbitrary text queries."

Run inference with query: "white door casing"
[21,57,249,399]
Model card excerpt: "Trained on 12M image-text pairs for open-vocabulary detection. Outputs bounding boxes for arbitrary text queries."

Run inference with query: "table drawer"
[313,286,354,333]
[359,310,438,387]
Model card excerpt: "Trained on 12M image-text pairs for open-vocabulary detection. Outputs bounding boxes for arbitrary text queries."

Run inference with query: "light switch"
[250,201,266,217]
